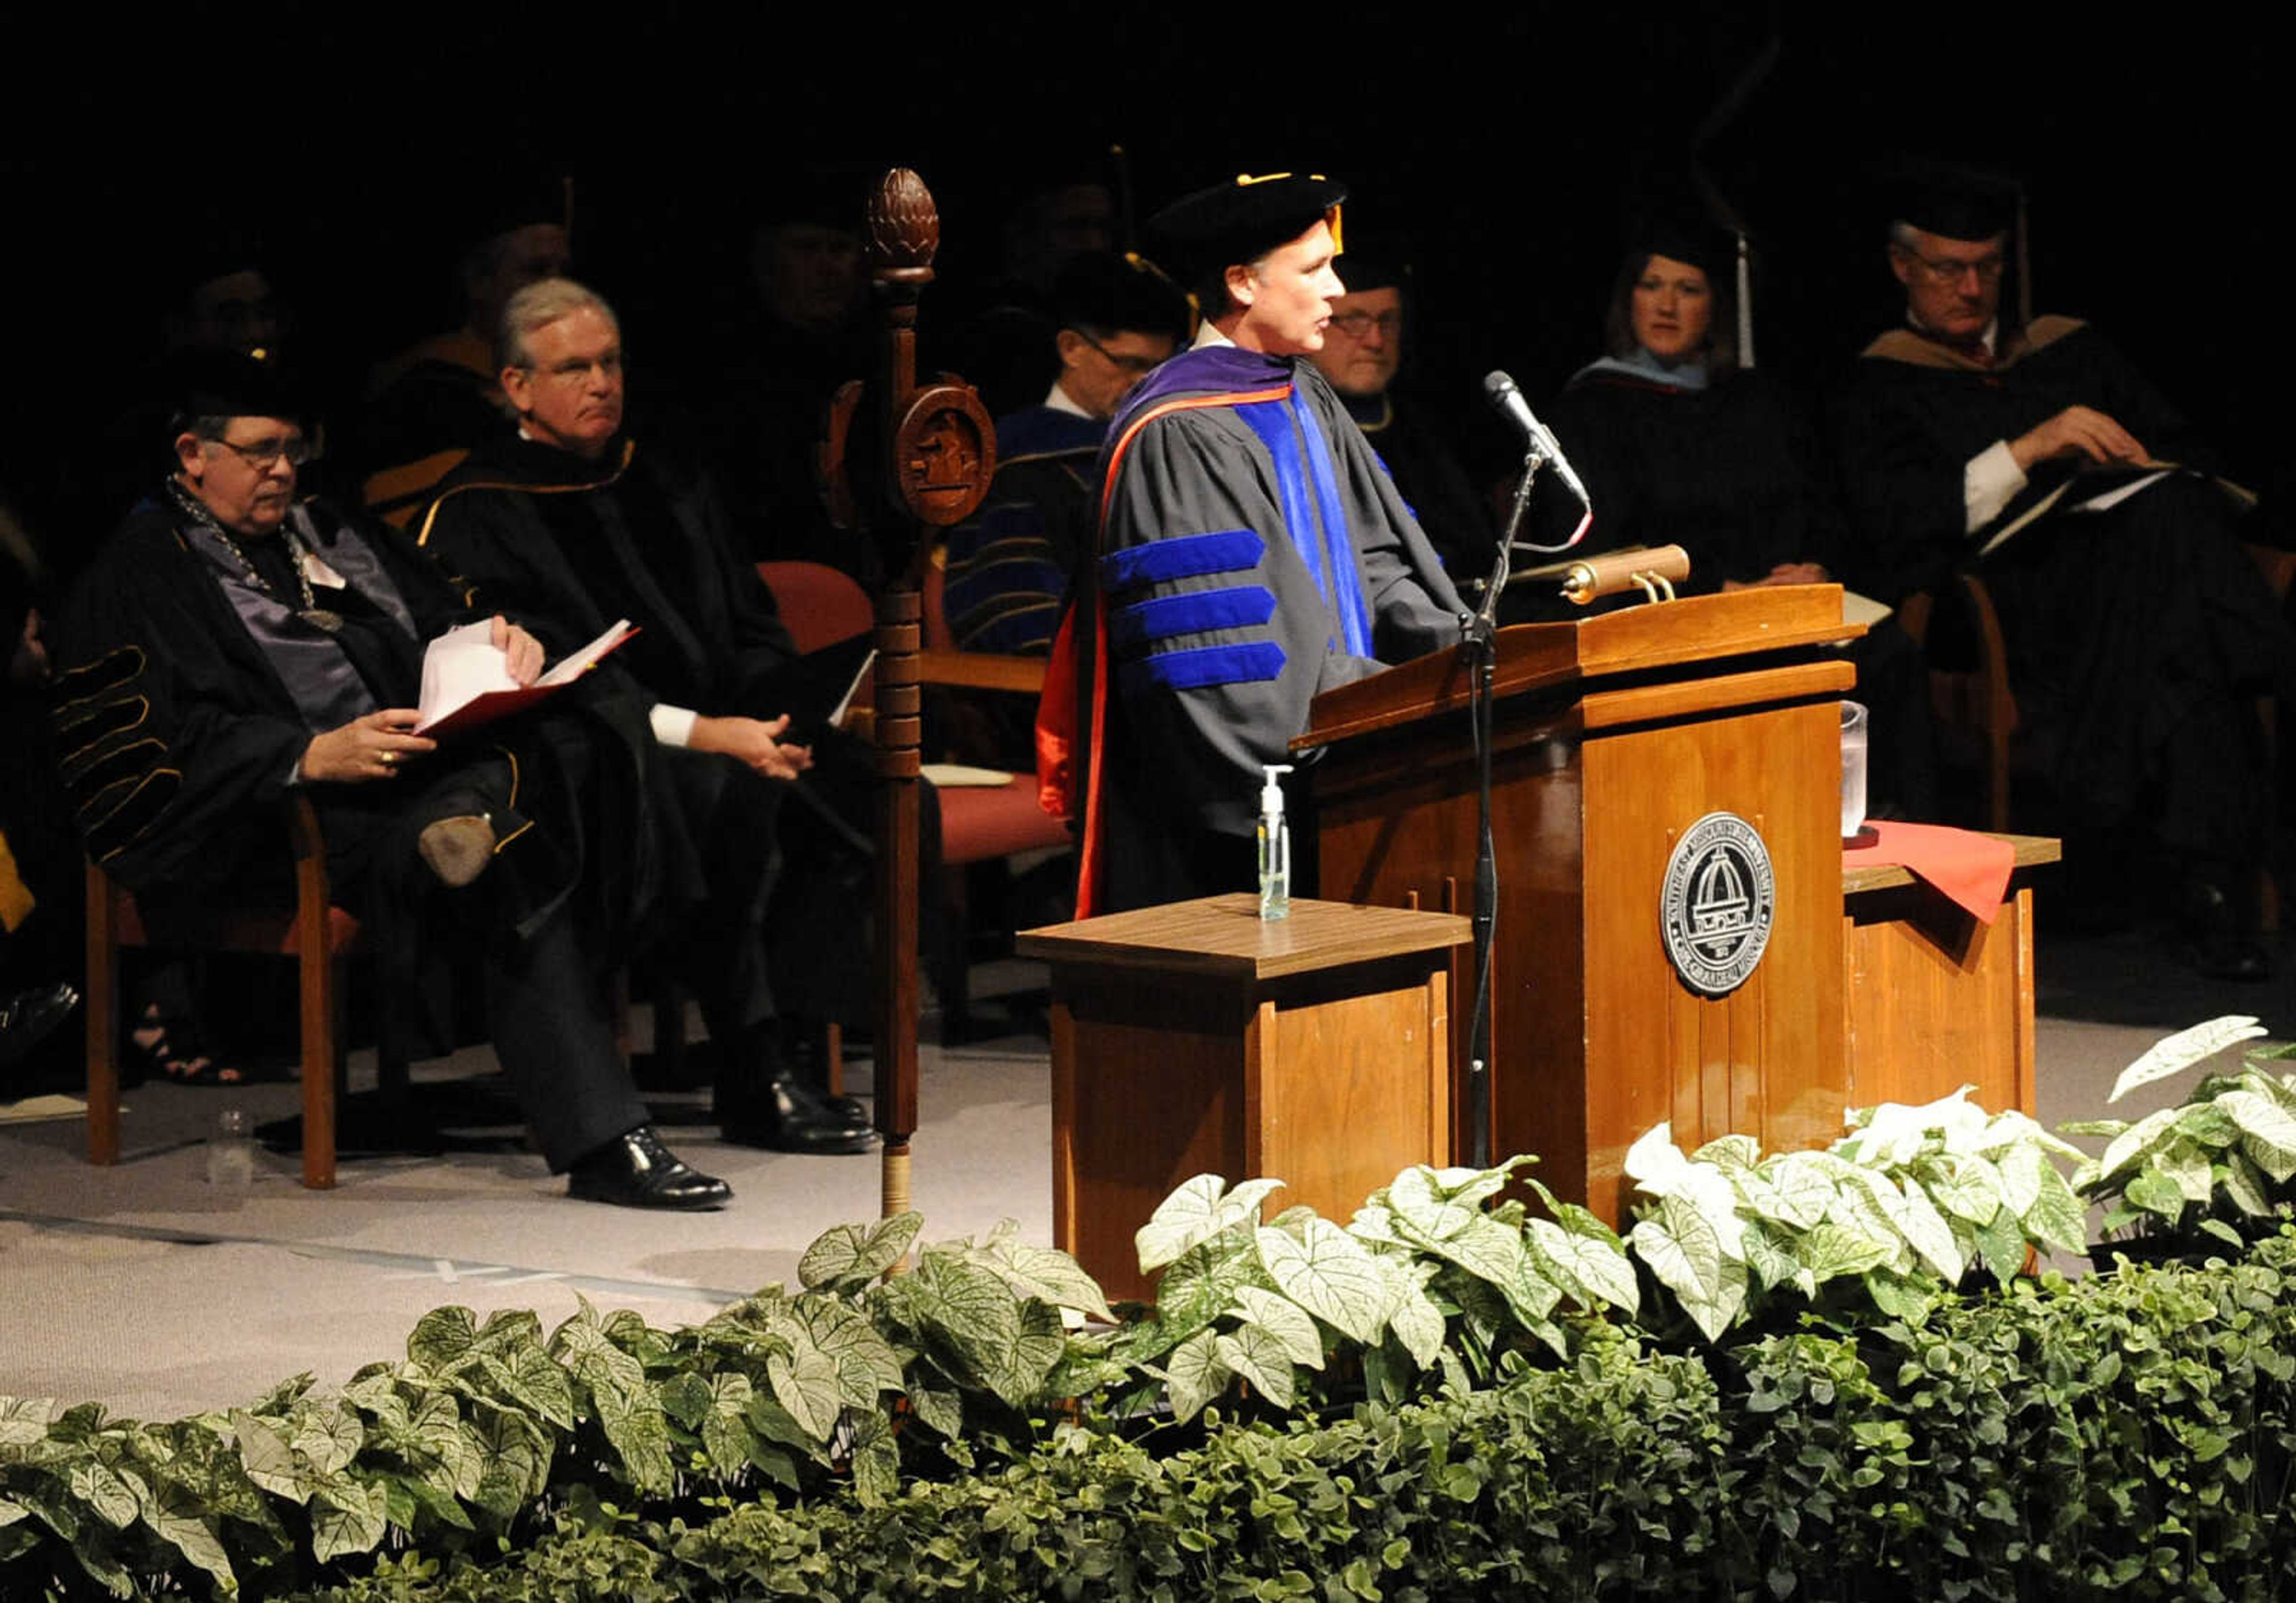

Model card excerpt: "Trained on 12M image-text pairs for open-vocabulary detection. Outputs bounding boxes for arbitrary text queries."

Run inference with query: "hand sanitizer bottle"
[1257,763,1294,921]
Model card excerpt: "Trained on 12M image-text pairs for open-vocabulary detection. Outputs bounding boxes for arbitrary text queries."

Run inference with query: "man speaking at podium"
[1040,173,1462,915]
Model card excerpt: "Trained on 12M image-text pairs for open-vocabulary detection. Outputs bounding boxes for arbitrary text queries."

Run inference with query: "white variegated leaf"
[1159,1329,1228,1423]
[2154,1138,2218,1204]
[1890,1178,1964,1283]
[1387,1278,1448,1368]
[1386,1165,1480,1242]
[1631,1192,1747,1341]
[1623,1122,1689,1194]
[2108,1016,2267,1105]
[1756,1151,1839,1231]
[1229,1287,1325,1368]
[1255,1218,1388,1344]
[1135,1175,1286,1271]
[1525,1217,1638,1314]
[1925,1153,2004,1226]
[1213,1324,1296,1407]
[2218,1090,2296,1183]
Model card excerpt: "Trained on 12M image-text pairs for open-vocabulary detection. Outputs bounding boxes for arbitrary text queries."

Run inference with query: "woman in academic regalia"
[1541,217,1935,816]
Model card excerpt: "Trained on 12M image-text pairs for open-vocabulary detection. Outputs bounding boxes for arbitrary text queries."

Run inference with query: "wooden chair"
[1904,548,2294,921]
[82,796,404,1190]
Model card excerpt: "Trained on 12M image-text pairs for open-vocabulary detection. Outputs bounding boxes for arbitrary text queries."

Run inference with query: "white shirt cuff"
[650,704,698,747]
[1964,439,2027,534]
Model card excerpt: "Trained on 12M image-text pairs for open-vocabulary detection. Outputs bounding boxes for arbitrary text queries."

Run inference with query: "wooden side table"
[1842,833,2061,1117]
[1018,894,1471,1302]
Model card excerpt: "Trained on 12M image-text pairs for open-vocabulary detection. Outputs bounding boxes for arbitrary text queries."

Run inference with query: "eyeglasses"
[210,433,312,470]
[1076,331,1162,377]
[527,353,624,383]
[1327,309,1402,338]
[1900,249,2005,286]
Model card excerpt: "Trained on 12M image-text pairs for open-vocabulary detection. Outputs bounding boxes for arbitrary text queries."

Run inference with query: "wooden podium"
[1019,896,1470,1302]
[1298,587,1862,1225]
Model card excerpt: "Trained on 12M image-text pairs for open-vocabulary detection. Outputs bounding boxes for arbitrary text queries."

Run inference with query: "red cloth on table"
[1842,821,2016,924]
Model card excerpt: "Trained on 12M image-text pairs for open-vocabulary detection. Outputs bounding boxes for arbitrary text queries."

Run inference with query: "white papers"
[416,618,636,735]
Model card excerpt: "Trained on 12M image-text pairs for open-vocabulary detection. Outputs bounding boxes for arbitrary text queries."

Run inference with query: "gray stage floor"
[2,933,2288,1423]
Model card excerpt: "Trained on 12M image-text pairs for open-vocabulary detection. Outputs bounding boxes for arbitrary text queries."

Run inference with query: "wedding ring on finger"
[380,750,398,768]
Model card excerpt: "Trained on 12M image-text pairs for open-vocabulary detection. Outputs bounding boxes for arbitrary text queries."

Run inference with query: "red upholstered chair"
[83,796,404,1189]
[758,558,1070,1040]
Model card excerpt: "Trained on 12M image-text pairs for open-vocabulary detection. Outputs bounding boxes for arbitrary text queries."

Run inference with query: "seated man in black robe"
[414,279,877,1155]
[51,355,730,1208]
[1832,175,2295,978]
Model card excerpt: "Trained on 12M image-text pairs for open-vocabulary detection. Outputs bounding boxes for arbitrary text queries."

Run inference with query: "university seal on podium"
[1660,811,1776,996]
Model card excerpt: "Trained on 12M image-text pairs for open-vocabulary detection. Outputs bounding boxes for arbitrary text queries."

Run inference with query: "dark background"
[2,5,2279,557]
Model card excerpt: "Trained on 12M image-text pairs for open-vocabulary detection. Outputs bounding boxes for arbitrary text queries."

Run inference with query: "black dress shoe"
[567,1126,734,1210]
[0,981,80,1073]
[2170,878,2271,983]
[720,1077,877,1155]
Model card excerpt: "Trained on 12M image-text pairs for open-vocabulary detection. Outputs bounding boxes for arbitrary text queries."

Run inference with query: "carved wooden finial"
[867,169,939,273]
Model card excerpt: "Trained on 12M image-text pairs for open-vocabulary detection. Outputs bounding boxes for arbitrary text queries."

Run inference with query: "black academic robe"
[1346,390,1498,587]
[1067,346,1463,914]
[1833,319,2290,860]
[415,435,890,1034]
[50,491,661,1165]
[1544,367,1845,591]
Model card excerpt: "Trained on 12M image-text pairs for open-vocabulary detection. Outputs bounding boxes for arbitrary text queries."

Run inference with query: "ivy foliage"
[7,1051,2294,1599]
[297,1233,2296,1603]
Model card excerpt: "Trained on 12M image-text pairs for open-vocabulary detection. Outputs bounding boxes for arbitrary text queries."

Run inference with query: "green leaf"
[1888,1177,1966,1283]
[0,1396,54,1449]
[1136,1175,1286,1271]
[232,1410,322,1505]
[847,1410,901,1507]
[2093,1107,2183,1189]
[2108,1015,2265,1104]
[406,1306,481,1373]
[1746,1152,1837,1231]
[2222,1151,2274,1217]
[308,1477,389,1564]
[142,1474,237,1586]
[1970,1205,2030,1283]
[2154,1137,2218,1204]
[1229,1286,1326,1368]
[1159,1329,1229,1422]
[290,1400,365,1476]
[1150,1226,1266,1348]
[1386,1164,1494,1244]
[2125,1168,2187,1223]
[409,1391,481,1503]
[552,1306,649,1407]
[1213,1323,1296,1407]
[469,1409,551,1522]
[1256,1217,1390,1344]
[798,1210,924,1290]
[698,1373,757,1476]
[65,1462,141,1531]
[907,1375,963,1440]
[788,1297,905,1404]
[765,1344,844,1443]
[594,1390,674,1495]
[982,1300,1068,1408]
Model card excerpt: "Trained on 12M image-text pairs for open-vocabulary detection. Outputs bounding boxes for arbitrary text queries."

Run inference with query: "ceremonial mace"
[825,170,997,1225]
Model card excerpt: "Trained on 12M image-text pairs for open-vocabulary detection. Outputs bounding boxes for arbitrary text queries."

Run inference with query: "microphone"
[1482,371,1589,508]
